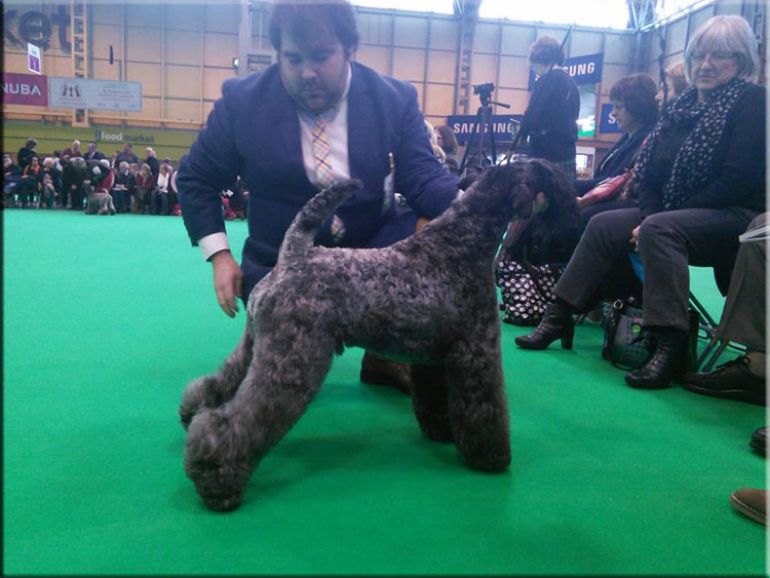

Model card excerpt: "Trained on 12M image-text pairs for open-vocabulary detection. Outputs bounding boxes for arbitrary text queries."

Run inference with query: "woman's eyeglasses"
[691,51,737,63]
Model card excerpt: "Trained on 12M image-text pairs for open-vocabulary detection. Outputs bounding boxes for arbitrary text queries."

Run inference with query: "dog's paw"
[418,420,454,444]
[185,411,251,511]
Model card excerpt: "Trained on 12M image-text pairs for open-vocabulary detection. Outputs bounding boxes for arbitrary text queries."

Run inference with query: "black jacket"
[635,84,766,218]
[576,124,653,196]
[520,68,580,163]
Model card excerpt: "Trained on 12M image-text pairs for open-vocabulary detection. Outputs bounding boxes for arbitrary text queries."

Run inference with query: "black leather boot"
[625,329,688,389]
[515,297,576,350]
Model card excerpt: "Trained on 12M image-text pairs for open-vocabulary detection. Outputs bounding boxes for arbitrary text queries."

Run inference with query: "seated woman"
[515,15,766,391]
[656,61,689,109]
[151,162,172,215]
[576,73,659,221]
[434,125,460,175]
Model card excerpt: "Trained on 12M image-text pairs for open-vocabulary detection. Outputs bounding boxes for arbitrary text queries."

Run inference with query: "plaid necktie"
[311,116,335,189]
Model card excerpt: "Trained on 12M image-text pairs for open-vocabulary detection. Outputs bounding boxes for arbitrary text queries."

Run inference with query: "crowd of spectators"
[3,140,248,220]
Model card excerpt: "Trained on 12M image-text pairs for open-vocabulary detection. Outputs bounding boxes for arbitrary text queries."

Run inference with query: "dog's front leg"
[411,363,453,443]
[179,327,254,429]
[184,334,336,511]
[445,340,511,472]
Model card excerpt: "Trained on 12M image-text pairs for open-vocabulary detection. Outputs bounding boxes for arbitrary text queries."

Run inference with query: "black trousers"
[554,206,757,333]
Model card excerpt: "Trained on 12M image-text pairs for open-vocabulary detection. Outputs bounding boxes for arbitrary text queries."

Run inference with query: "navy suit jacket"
[178,61,458,290]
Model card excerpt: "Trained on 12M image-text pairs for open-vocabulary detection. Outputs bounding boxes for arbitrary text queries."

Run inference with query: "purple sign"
[2,72,48,106]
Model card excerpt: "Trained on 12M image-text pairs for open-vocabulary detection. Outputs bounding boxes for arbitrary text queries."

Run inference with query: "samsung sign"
[446,114,523,146]
[599,103,623,134]
[528,53,604,89]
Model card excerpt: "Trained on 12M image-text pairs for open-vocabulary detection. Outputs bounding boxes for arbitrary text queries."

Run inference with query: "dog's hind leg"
[179,326,254,429]
[184,332,336,511]
[411,363,453,443]
[445,340,511,472]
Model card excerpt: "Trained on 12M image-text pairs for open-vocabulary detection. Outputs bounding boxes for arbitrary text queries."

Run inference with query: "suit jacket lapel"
[347,64,384,188]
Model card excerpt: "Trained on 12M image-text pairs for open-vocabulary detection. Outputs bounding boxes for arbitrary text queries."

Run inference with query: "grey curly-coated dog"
[180,158,574,511]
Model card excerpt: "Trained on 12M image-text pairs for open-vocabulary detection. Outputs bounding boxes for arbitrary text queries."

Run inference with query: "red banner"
[3,72,48,106]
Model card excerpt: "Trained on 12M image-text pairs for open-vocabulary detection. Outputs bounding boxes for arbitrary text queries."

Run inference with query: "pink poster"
[3,72,48,106]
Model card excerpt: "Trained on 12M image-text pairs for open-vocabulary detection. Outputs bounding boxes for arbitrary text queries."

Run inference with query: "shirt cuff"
[199,232,230,261]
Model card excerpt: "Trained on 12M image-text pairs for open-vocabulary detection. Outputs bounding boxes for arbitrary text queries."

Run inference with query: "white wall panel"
[203,33,238,67]
[164,3,205,31]
[426,50,456,83]
[164,98,201,123]
[92,60,122,82]
[666,18,690,54]
[126,28,161,61]
[203,101,215,121]
[203,3,240,34]
[203,68,237,101]
[355,45,390,73]
[126,63,161,97]
[392,16,428,48]
[598,63,630,96]
[603,33,634,64]
[392,47,425,81]
[474,23,500,53]
[500,25,535,56]
[126,4,162,28]
[494,88,529,114]
[498,55,530,88]
[128,97,161,119]
[425,83,455,116]
[165,30,203,65]
[357,12,393,45]
[91,4,122,26]
[570,31,604,55]
[429,18,458,51]
[166,65,202,99]
[91,23,119,63]
[470,53,498,85]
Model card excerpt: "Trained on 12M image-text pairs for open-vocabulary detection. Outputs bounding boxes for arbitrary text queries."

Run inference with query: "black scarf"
[631,77,749,210]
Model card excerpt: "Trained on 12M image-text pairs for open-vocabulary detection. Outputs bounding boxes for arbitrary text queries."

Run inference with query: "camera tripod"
[458,87,510,175]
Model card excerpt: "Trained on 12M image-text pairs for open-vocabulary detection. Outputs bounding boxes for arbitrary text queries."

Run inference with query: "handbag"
[576,169,631,210]
[601,299,651,369]
[601,298,701,370]
[495,259,565,326]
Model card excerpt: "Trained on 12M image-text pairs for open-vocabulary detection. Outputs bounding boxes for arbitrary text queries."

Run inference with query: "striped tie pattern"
[311,116,335,188]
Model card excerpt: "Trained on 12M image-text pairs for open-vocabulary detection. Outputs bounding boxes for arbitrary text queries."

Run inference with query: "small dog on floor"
[180,158,576,511]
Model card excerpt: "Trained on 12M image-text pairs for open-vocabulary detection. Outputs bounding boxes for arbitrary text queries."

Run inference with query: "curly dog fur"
[180,158,575,511]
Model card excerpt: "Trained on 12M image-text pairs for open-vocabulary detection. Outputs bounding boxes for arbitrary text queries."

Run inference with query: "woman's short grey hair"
[684,15,759,83]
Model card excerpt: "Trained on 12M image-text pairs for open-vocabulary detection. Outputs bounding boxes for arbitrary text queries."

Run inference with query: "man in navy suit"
[177,0,459,393]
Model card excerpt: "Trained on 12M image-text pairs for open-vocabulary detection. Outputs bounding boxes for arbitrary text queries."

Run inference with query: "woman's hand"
[630,225,640,250]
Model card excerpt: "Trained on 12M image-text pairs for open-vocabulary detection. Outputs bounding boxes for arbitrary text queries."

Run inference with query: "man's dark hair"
[529,36,565,66]
[609,73,659,126]
[269,0,359,54]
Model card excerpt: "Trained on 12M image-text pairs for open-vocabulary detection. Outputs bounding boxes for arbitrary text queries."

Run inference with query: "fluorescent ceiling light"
[479,0,630,29]
[351,0,455,14]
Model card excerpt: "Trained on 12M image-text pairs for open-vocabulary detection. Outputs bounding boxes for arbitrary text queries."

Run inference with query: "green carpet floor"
[4,209,768,575]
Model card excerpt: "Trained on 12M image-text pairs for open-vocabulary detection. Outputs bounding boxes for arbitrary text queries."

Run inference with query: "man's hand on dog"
[210,250,243,317]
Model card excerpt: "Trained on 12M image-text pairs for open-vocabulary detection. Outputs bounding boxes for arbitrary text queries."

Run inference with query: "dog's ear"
[527,158,576,197]
[511,182,536,220]
[526,158,580,226]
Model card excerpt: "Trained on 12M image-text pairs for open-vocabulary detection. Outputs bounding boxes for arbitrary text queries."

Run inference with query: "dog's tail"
[277,179,362,265]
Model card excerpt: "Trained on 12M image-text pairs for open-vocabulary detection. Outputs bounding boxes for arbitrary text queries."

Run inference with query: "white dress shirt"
[199,65,353,262]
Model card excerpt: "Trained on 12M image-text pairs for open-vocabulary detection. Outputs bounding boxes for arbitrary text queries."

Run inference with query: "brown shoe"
[360,352,412,395]
[730,488,767,525]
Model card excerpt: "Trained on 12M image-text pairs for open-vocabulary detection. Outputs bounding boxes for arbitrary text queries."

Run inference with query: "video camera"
[473,82,495,98]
